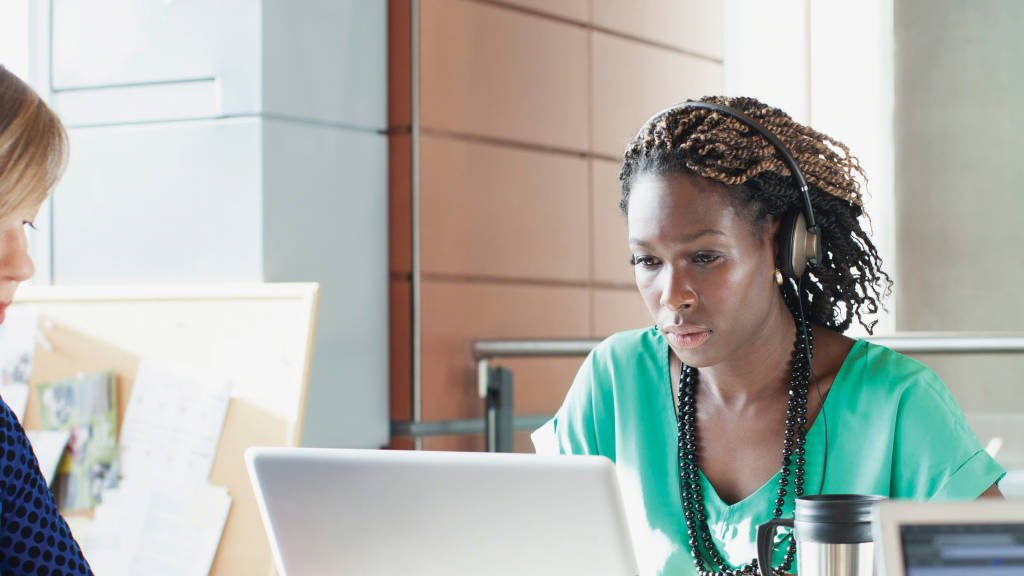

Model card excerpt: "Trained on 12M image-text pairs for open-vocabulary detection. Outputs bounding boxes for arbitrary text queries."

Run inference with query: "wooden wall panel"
[514,430,539,454]
[423,434,487,452]
[422,432,542,454]
[421,280,589,421]
[504,357,583,416]
[389,0,725,452]
[592,288,652,338]
[420,135,589,281]
[388,0,411,128]
[386,437,416,450]
[591,159,633,286]
[488,0,591,23]
[420,0,588,150]
[390,134,412,275]
[391,279,412,421]
[591,31,722,157]
[591,0,723,58]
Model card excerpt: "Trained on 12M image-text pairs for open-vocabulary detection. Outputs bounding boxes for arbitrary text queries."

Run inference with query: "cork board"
[12,283,319,576]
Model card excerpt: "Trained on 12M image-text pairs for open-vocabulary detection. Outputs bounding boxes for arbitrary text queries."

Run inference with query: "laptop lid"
[873,500,1024,576]
[246,447,639,576]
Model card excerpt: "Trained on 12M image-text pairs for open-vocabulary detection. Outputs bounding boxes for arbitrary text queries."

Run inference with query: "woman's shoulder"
[839,337,947,399]
[827,338,971,449]
[0,395,34,488]
[570,326,663,396]
[0,394,24,429]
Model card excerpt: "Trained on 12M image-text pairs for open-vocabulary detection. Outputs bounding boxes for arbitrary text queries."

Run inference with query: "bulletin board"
[12,283,319,576]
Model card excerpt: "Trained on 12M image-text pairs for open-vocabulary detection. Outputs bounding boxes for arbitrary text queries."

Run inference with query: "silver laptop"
[246,447,639,576]
[873,500,1024,576]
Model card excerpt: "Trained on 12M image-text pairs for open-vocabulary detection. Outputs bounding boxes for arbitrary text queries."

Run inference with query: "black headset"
[637,99,830,495]
[638,100,823,280]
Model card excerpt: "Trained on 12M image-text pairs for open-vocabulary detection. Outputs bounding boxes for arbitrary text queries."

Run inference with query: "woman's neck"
[697,299,797,410]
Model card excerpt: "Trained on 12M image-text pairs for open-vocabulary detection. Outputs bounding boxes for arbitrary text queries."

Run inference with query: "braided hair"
[619,95,891,334]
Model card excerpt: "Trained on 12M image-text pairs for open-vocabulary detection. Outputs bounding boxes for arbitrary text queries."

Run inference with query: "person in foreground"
[0,65,94,575]
[534,96,1004,576]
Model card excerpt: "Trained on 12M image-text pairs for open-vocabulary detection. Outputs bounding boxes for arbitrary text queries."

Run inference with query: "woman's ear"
[766,216,783,251]
[762,215,784,273]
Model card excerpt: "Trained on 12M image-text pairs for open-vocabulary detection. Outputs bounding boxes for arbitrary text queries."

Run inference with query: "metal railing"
[473,333,1024,452]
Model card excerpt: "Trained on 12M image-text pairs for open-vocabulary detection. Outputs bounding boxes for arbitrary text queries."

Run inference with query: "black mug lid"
[793,494,886,544]
[795,494,886,524]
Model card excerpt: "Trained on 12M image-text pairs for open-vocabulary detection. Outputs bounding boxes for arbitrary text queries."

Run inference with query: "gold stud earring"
[774,269,784,286]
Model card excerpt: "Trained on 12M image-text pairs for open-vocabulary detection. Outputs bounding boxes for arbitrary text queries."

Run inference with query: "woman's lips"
[664,329,711,350]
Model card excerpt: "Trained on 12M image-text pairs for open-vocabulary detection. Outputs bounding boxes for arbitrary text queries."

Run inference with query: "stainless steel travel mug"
[757,494,884,576]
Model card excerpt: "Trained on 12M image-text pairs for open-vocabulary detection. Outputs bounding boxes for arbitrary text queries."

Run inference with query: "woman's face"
[0,202,40,324]
[627,172,782,368]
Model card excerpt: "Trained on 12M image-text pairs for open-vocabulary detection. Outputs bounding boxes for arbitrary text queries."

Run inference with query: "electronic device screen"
[901,523,1024,575]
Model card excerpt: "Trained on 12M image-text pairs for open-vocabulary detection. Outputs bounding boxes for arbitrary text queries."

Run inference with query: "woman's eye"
[630,255,660,268]
[693,253,721,265]
[22,221,38,231]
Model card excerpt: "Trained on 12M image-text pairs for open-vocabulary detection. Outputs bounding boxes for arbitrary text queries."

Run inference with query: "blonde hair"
[0,65,68,219]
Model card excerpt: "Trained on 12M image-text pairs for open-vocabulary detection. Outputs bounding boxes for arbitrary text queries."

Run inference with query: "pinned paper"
[118,359,232,485]
[85,479,231,576]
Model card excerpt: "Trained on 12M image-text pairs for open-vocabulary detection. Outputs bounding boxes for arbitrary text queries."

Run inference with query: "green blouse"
[532,326,1005,576]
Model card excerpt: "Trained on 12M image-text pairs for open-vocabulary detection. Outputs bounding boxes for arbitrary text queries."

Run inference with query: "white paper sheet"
[85,479,231,576]
[26,429,72,486]
[118,359,232,485]
[0,307,38,421]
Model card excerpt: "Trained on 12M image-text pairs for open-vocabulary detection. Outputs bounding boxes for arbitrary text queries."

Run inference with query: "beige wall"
[389,0,723,450]
[895,0,1024,334]
[895,0,1024,417]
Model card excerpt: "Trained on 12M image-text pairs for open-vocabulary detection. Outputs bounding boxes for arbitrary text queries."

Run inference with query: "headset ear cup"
[777,211,802,279]
[806,224,823,271]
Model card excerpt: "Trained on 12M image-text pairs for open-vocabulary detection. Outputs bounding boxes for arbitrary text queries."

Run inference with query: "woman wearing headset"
[536,96,1002,576]
[0,65,93,575]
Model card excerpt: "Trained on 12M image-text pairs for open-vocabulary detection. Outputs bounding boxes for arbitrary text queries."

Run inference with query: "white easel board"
[13,283,319,576]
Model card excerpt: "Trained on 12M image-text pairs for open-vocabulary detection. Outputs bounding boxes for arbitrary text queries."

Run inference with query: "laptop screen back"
[246,447,640,576]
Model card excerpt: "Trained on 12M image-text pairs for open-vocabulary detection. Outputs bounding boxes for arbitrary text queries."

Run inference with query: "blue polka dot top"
[0,397,93,575]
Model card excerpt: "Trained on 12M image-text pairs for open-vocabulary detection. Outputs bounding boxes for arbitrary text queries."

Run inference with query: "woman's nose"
[660,269,697,311]
[0,234,35,282]
[11,251,35,282]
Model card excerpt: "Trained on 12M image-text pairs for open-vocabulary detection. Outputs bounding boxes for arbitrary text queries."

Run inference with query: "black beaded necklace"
[675,304,813,576]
